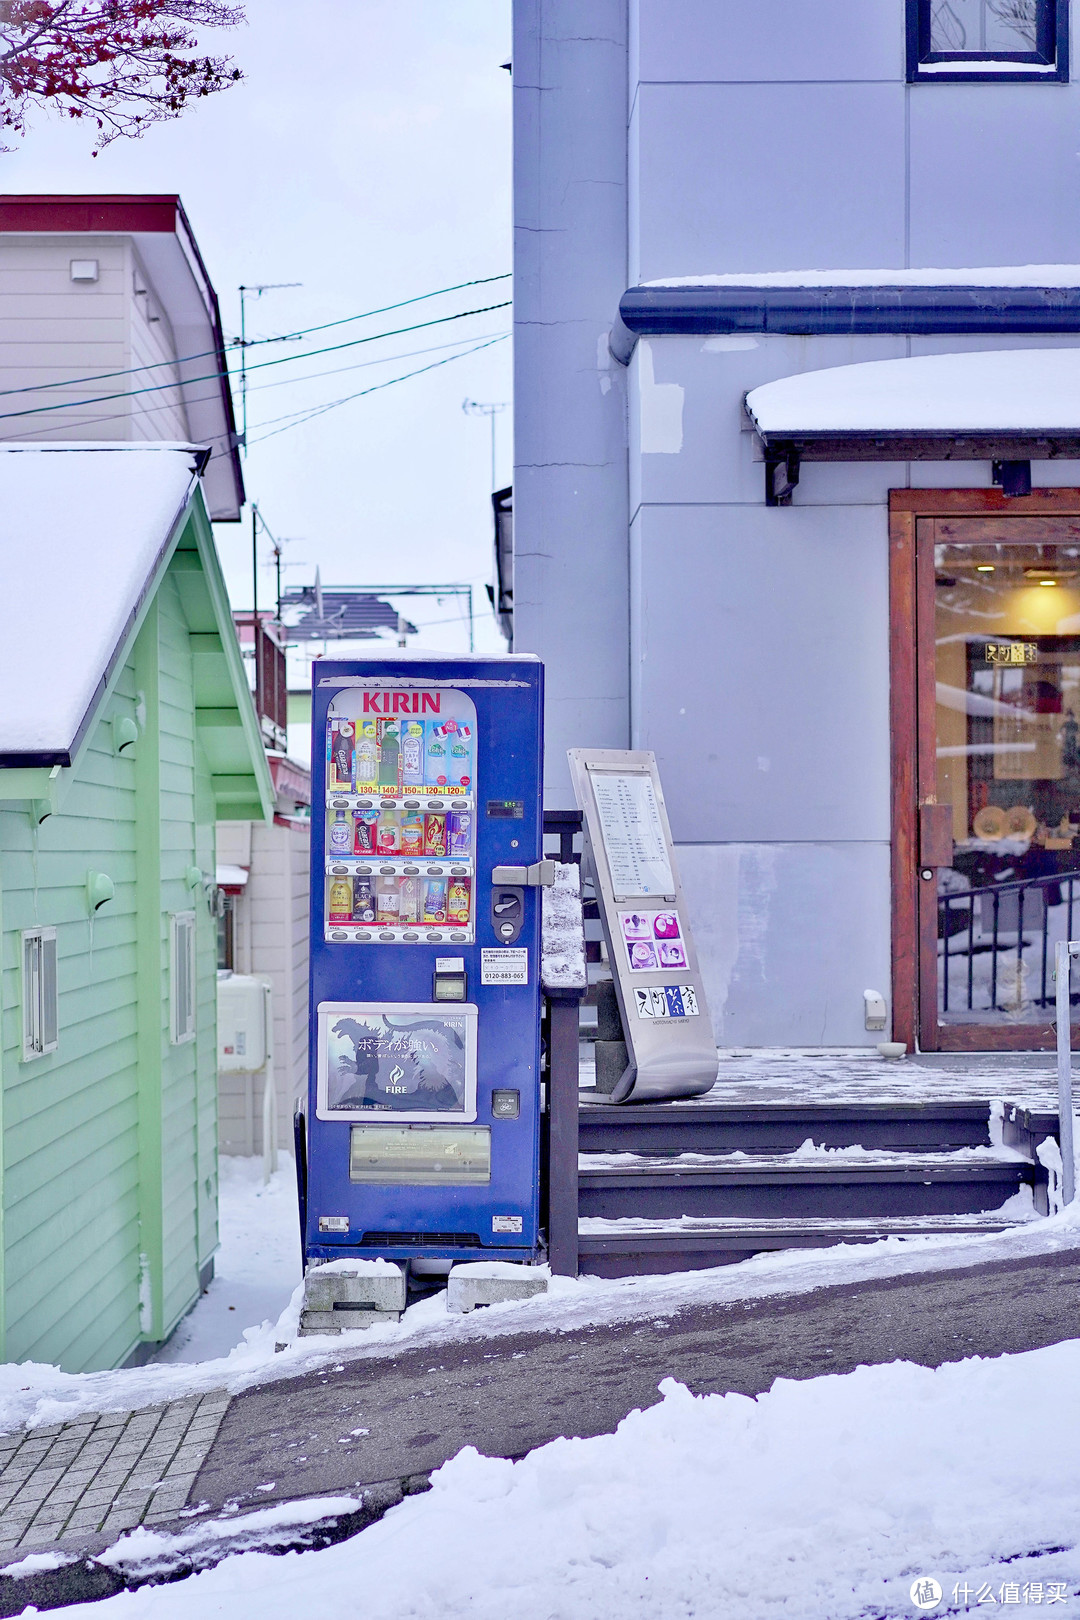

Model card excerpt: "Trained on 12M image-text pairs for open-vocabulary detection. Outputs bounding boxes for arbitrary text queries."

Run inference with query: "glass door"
[918,515,1080,1048]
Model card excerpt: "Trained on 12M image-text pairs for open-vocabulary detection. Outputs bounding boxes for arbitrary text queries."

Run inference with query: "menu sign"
[591,772,675,897]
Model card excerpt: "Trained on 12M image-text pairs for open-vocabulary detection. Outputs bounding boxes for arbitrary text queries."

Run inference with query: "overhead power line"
[245,334,510,445]
[0,272,511,404]
[0,303,512,426]
[0,328,514,447]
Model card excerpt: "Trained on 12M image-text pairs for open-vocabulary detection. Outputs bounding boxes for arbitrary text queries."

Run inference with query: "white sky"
[1,0,513,665]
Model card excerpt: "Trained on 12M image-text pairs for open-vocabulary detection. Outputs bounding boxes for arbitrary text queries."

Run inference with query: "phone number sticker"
[481,948,529,985]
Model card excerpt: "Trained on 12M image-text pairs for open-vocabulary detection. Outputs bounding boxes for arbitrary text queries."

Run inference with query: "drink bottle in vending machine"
[304,655,547,1274]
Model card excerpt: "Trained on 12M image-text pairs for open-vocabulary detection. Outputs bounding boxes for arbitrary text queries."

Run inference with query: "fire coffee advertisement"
[591,772,675,897]
[317,1004,477,1120]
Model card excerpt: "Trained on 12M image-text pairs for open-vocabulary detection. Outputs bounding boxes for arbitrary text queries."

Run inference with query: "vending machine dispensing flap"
[568,749,718,1103]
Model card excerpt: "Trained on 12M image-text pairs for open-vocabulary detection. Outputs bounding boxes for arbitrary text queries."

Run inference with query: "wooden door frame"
[889,487,1080,1052]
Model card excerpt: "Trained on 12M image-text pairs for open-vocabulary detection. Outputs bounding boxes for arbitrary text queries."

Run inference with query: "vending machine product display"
[304,656,546,1266]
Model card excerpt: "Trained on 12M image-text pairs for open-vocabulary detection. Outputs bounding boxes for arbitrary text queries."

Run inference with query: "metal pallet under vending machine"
[298,655,548,1311]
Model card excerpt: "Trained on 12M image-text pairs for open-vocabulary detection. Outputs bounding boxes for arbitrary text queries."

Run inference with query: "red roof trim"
[0,195,180,234]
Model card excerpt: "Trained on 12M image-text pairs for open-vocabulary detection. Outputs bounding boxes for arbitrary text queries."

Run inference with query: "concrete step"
[576,1149,1045,1221]
[576,1209,1040,1278]
[578,1100,1000,1156]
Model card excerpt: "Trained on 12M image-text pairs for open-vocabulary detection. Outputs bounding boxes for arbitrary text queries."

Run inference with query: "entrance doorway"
[890,490,1080,1051]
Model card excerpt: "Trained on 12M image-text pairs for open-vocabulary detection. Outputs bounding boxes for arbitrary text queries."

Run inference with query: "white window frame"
[22,927,58,1060]
[169,911,197,1046]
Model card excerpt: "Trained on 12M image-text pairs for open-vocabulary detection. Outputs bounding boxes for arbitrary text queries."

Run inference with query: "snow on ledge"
[744,347,1080,437]
[644,264,1080,289]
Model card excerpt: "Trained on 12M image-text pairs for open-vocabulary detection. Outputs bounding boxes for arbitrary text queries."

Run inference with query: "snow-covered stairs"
[575,1097,1051,1277]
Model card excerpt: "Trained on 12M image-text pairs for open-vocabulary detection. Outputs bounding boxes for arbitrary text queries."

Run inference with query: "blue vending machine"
[301,654,546,1272]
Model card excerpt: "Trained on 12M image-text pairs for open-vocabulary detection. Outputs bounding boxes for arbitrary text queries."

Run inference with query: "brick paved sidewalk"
[0,1391,230,1555]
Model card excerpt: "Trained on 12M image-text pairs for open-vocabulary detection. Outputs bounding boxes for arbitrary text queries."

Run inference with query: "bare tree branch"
[0,0,244,150]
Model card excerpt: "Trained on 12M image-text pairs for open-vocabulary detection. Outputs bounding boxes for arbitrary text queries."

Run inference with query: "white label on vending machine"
[481,948,529,985]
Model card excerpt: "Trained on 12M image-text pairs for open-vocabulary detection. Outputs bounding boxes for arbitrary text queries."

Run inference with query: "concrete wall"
[512,0,631,802]
[513,0,1080,1045]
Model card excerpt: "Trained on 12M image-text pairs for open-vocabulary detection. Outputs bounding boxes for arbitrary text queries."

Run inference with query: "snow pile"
[541,861,587,993]
[97,1498,361,1579]
[51,1345,1080,1619]
[745,348,1080,437]
[645,264,1080,288]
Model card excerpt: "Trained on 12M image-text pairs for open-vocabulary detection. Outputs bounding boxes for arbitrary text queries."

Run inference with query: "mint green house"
[0,443,273,1373]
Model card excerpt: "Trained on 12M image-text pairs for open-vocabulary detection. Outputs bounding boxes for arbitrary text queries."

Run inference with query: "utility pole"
[236,282,302,454]
[251,502,259,620]
[462,399,508,491]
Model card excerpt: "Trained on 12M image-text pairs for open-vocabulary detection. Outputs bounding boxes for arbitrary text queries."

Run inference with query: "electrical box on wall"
[218,974,270,1072]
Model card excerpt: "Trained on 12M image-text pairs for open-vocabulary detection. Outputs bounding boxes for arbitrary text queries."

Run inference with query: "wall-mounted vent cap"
[863,989,888,1032]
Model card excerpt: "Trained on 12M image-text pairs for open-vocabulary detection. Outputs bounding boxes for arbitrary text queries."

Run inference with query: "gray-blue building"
[513,0,1080,1057]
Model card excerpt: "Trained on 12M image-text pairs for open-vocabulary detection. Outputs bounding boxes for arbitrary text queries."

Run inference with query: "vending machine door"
[305,657,544,1264]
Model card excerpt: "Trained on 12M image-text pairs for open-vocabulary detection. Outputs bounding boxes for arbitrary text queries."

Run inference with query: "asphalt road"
[193,1248,1080,1510]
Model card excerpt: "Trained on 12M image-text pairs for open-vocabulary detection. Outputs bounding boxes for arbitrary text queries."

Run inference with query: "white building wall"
[515,0,1080,1046]
[0,235,188,443]
[217,818,309,1155]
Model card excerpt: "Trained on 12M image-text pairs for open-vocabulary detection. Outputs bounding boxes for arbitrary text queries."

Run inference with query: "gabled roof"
[0,444,272,821]
[0,194,244,521]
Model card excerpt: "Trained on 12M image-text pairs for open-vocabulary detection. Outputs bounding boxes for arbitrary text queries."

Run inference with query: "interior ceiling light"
[976,564,995,572]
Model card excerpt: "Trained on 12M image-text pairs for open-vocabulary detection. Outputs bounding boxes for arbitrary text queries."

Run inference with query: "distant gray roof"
[279,585,417,641]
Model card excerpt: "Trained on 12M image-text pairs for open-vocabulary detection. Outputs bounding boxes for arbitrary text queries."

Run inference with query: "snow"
[450,1261,551,1280]
[744,347,1080,438]
[0,445,199,754]
[216,864,249,889]
[582,1141,1031,1168]
[97,1498,362,1578]
[148,1155,302,1368]
[0,1550,75,1577]
[41,1345,1080,1620]
[541,861,588,993]
[645,264,1080,289]
[4,1164,1080,1440]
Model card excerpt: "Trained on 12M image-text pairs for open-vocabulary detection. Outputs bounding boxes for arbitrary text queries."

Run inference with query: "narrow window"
[908,0,1068,79]
[22,927,58,1059]
[170,911,197,1045]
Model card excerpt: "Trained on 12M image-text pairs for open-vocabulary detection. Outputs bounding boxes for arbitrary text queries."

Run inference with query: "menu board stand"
[568,749,718,1103]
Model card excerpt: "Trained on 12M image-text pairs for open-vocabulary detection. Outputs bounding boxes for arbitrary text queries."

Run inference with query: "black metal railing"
[939,871,1080,1013]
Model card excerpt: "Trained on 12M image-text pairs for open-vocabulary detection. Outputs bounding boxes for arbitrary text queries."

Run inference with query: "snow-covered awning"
[216,864,250,893]
[743,349,1080,506]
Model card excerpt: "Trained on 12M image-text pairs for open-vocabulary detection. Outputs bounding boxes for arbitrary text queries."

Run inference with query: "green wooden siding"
[0,658,143,1372]
[0,532,243,1372]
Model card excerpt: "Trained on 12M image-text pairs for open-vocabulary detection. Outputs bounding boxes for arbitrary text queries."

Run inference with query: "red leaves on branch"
[0,0,245,149]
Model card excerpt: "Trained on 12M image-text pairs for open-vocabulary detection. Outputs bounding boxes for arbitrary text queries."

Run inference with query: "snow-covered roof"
[0,444,198,760]
[744,348,1080,438]
[646,266,1080,290]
